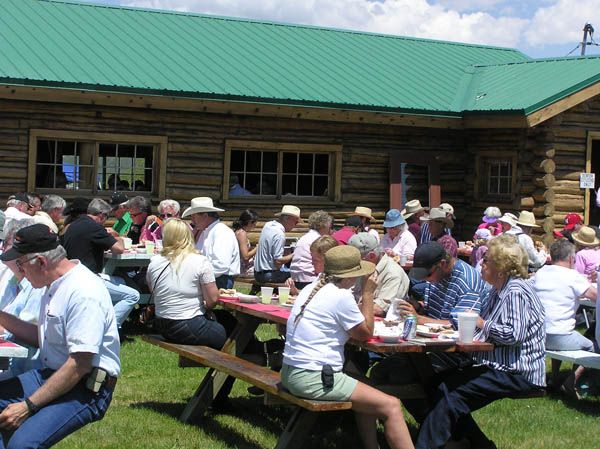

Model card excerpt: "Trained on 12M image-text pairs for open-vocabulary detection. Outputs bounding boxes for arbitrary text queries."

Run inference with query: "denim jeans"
[546,332,595,352]
[103,275,140,328]
[254,270,290,284]
[215,275,234,290]
[0,369,113,449]
[154,315,227,349]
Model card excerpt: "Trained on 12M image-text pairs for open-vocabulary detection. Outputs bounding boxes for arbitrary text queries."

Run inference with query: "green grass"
[54,325,600,449]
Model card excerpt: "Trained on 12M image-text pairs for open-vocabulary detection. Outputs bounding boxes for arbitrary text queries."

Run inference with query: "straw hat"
[438,203,455,219]
[420,207,452,227]
[498,212,517,226]
[324,245,375,279]
[571,226,600,247]
[181,197,224,218]
[275,205,302,220]
[515,211,539,228]
[351,206,375,221]
[401,199,427,219]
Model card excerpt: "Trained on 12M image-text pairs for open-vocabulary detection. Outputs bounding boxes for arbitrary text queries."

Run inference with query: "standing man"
[182,197,240,289]
[254,205,301,284]
[0,224,120,448]
[61,199,140,330]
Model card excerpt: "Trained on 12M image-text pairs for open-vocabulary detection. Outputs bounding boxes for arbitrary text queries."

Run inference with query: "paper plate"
[238,293,260,303]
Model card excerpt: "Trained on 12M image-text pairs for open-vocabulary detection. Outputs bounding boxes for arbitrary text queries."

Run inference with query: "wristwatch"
[24,397,40,414]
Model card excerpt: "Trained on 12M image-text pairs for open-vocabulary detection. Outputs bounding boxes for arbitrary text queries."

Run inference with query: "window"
[223,140,342,202]
[28,130,167,197]
[476,153,517,200]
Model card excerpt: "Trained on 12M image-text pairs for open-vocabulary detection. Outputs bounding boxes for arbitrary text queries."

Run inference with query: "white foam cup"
[457,312,478,343]
[261,287,274,304]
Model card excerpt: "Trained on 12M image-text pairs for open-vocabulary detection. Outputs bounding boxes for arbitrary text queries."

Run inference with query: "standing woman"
[282,245,414,449]
[232,209,259,276]
[146,218,226,348]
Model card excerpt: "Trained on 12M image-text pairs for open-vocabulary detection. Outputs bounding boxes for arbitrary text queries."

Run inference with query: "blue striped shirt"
[473,277,546,387]
[419,222,452,245]
[424,259,489,328]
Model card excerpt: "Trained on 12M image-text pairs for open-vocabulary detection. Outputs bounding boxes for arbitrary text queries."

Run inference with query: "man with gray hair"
[33,195,66,233]
[3,193,31,227]
[348,232,409,317]
[61,199,140,330]
[125,196,150,244]
[0,224,120,447]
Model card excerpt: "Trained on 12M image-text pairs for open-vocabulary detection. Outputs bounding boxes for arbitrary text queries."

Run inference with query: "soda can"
[402,314,417,340]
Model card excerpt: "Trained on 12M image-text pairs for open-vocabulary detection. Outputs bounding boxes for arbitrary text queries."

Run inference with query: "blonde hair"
[310,235,338,255]
[161,218,198,272]
[486,234,528,279]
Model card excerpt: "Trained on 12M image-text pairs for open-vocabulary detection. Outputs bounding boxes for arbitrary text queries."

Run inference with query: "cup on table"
[123,237,132,250]
[457,312,478,343]
[399,254,408,266]
[145,242,155,255]
[458,241,466,249]
[278,287,290,305]
[260,286,274,304]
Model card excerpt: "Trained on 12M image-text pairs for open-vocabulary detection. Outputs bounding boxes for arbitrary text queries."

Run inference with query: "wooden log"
[520,184,536,195]
[532,189,555,203]
[520,196,535,208]
[554,171,583,181]
[542,217,554,234]
[531,147,556,158]
[532,203,555,216]
[533,159,556,174]
[534,174,555,188]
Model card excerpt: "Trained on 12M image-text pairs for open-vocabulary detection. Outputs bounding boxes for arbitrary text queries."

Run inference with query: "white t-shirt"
[533,264,591,334]
[283,281,365,371]
[147,253,215,320]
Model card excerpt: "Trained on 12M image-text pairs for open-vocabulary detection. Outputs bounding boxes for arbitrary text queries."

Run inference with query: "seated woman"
[285,235,338,296]
[141,199,181,243]
[232,209,259,276]
[146,218,226,348]
[381,209,417,261]
[415,235,545,449]
[571,226,600,280]
[282,245,414,449]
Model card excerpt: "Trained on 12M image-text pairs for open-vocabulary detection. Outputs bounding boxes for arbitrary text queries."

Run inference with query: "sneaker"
[247,385,264,396]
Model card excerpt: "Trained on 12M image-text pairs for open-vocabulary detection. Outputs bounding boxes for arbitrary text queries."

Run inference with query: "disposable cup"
[145,242,155,255]
[278,287,290,305]
[261,287,274,304]
[123,237,132,250]
[457,312,478,343]
[458,241,466,248]
[155,239,163,251]
[399,255,408,266]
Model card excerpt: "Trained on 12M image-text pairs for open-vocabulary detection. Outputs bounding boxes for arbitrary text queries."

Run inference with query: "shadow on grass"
[545,389,600,416]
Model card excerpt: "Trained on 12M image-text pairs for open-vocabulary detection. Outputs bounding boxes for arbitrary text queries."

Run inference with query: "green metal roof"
[0,0,599,119]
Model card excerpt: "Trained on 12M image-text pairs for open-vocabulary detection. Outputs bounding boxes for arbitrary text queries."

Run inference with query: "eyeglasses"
[160,213,174,218]
[16,255,39,271]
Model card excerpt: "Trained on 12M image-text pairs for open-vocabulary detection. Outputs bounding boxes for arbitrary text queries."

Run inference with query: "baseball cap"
[0,224,59,261]
[409,242,447,280]
[564,213,582,231]
[348,232,379,255]
[110,192,129,208]
[13,192,30,204]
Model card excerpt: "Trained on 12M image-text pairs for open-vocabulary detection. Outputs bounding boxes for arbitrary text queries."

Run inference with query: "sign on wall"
[580,172,596,189]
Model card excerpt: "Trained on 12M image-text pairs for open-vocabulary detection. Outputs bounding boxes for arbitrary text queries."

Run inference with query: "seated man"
[108,192,130,237]
[254,205,301,284]
[0,224,120,448]
[533,239,596,392]
[348,232,409,317]
[331,215,362,245]
[61,198,140,330]
[33,195,66,234]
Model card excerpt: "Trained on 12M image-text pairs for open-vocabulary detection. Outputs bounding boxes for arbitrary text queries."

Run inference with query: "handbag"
[139,262,170,327]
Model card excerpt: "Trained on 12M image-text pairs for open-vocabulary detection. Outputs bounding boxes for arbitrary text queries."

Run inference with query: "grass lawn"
[55,324,600,449]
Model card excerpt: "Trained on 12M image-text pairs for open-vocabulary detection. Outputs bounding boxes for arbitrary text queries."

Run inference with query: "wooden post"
[389,152,403,210]
[429,163,441,207]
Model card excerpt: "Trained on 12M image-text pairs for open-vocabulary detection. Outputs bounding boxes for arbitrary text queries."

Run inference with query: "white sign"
[580,173,595,189]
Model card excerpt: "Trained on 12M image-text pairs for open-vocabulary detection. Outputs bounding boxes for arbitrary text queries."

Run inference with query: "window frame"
[474,151,518,201]
[28,129,167,199]
[222,140,342,203]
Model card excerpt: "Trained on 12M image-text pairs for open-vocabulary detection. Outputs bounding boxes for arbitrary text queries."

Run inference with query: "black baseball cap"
[13,192,30,204]
[409,242,447,280]
[109,192,128,208]
[0,224,59,261]
[63,197,91,216]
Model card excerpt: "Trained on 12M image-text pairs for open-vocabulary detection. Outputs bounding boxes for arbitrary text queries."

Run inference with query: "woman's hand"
[145,215,158,227]
[284,278,299,296]
[476,316,485,329]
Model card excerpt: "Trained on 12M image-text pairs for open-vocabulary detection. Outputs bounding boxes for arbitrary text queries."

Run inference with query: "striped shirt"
[473,277,546,387]
[424,259,489,328]
[419,221,451,245]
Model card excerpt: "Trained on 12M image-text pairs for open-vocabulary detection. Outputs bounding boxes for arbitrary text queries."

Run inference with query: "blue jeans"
[546,332,595,352]
[154,315,227,349]
[103,276,140,328]
[215,275,234,290]
[0,369,113,449]
[254,270,290,284]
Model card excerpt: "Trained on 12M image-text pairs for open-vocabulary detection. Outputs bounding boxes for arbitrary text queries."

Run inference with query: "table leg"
[179,315,262,423]
[274,408,317,449]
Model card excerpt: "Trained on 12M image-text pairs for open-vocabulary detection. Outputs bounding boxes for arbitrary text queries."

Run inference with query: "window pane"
[314,154,329,174]
[246,173,260,194]
[261,174,277,195]
[298,153,313,174]
[282,153,297,174]
[282,174,297,195]
[298,175,313,195]
[246,150,262,172]
[500,178,511,194]
[230,150,245,172]
[262,151,277,173]
[314,175,328,196]
[500,163,511,177]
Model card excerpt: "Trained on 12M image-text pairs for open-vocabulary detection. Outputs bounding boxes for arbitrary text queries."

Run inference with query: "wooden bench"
[142,335,352,449]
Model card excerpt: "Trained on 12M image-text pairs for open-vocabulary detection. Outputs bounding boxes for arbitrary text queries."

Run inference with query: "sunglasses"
[160,213,174,218]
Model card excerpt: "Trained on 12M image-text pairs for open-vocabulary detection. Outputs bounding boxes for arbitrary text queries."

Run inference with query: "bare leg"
[350,381,415,449]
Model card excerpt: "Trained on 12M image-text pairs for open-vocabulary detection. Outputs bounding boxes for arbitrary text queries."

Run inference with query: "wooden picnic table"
[103,251,154,304]
[0,337,28,371]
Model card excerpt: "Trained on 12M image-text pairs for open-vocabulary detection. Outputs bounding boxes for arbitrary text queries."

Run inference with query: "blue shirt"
[419,221,451,245]
[255,220,286,272]
[424,259,489,328]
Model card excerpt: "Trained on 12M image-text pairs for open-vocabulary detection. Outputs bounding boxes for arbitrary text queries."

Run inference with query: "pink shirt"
[290,229,321,283]
[574,248,600,278]
[380,230,417,259]
[332,227,356,245]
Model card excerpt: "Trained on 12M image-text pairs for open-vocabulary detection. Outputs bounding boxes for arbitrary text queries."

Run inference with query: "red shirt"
[332,227,356,245]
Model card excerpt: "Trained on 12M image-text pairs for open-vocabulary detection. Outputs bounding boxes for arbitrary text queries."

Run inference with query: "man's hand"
[106,228,118,237]
[373,304,385,317]
[363,272,378,296]
[0,401,30,430]
[397,299,417,315]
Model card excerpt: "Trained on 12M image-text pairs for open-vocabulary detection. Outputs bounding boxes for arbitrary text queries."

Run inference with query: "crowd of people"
[0,191,598,448]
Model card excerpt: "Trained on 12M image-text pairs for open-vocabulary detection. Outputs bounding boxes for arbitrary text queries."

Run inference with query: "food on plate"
[219,288,237,296]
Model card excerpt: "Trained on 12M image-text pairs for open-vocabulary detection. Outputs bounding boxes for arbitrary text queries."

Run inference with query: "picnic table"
[103,251,153,304]
[0,337,28,371]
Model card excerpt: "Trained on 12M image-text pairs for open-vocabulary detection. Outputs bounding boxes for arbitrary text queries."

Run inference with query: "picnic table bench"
[547,349,600,384]
[142,335,351,449]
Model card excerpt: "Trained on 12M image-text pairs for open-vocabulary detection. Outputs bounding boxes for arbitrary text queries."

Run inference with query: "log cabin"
[2,0,600,241]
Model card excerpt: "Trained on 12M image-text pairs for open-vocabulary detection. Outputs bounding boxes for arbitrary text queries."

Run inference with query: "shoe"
[247,385,264,396]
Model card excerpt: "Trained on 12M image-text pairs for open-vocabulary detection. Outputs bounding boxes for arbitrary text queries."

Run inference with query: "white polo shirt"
[38,261,121,377]
[196,220,240,277]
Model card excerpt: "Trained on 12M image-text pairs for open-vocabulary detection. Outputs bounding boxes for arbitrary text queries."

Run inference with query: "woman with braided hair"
[281,245,414,449]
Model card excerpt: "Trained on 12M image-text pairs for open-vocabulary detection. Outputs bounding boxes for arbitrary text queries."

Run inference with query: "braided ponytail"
[293,273,334,325]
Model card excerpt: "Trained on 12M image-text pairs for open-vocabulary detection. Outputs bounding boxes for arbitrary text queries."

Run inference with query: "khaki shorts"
[281,363,358,402]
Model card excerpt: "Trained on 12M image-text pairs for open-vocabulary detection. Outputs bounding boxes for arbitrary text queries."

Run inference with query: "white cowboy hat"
[401,199,428,219]
[515,211,540,228]
[420,207,452,227]
[572,226,600,247]
[498,213,517,226]
[275,205,302,220]
[181,197,224,218]
[351,206,375,221]
[438,203,455,219]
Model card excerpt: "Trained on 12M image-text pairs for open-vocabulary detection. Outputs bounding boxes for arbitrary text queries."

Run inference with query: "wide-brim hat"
[324,245,376,279]
[401,199,427,219]
[482,206,502,224]
[275,205,302,221]
[181,197,224,218]
[420,207,451,227]
[572,226,600,247]
[351,206,375,221]
[438,203,455,219]
[498,213,517,226]
[515,211,539,228]
[383,209,406,228]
